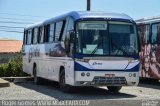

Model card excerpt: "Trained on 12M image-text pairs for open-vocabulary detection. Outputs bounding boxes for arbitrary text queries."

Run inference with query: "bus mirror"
[69,30,75,43]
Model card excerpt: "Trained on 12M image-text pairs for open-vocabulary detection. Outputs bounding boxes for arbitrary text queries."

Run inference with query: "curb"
[0,78,10,87]
[1,77,33,83]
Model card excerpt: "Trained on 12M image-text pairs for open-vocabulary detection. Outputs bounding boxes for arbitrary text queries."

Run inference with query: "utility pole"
[87,0,91,11]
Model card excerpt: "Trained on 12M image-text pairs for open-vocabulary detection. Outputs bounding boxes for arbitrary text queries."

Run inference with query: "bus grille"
[92,77,127,86]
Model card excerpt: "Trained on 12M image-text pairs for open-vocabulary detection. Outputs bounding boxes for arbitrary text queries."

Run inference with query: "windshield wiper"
[90,40,102,55]
[90,36,103,55]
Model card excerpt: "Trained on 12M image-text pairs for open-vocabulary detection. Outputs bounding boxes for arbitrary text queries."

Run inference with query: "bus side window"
[23,31,27,45]
[49,23,55,42]
[44,25,50,43]
[33,28,38,44]
[66,18,74,43]
[158,24,160,45]
[24,30,28,45]
[27,29,32,45]
[64,18,74,55]
[151,23,160,61]
[67,18,74,31]
[31,29,34,44]
[37,27,40,43]
[138,24,150,45]
[55,21,63,41]
[26,30,29,44]
[59,20,66,41]
[151,24,158,44]
[39,27,44,43]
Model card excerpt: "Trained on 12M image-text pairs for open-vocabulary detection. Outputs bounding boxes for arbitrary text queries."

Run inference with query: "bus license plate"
[105,74,115,78]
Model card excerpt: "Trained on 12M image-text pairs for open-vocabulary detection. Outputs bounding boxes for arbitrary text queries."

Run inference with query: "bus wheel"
[59,70,72,92]
[33,66,41,85]
[107,86,122,92]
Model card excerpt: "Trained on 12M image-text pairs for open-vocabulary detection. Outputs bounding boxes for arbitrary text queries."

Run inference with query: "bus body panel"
[137,17,160,80]
[23,43,76,85]
[74,71,139,86]
[73,59,139,86]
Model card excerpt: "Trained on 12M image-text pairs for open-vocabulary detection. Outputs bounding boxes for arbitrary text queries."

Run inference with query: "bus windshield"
[76,21,138,56]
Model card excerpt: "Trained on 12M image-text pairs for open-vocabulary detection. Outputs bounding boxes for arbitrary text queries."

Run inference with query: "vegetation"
[0,52,24,77]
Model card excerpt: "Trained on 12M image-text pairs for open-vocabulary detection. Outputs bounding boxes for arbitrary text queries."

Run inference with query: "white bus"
[22,11,140,92]
[136,17,160,80]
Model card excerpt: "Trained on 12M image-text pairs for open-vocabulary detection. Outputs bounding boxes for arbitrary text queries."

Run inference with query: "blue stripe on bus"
[73,54,139,60]
[74,61,140,72]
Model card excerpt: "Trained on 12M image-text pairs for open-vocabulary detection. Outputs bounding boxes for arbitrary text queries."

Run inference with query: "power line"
[0,27,24,32]
[0,27,23,32]
[0,26,24,29]
[0,17,38,22]
[0,12,49,18]
[0,29,23,33]
[0,21,33,24]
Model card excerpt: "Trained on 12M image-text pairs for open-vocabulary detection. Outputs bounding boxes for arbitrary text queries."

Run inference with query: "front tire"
[33,66,41,85]
[107,86,122,92]
[59,70,72,92]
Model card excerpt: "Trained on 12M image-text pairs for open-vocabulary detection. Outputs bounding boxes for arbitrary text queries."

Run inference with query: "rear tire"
[107,86,122,92]
[59,69,72,92]
[33,66,41,85]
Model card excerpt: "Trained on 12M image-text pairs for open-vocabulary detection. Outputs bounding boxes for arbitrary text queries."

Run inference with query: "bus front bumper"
[73,71,139,86]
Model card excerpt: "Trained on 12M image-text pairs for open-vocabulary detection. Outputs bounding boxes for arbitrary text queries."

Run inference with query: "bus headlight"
[129,73,137,77]
[129,59,139,63]
[133,73,136,77]
[129,73,132,77]
[81,72,85,77]
[86,72,90,77]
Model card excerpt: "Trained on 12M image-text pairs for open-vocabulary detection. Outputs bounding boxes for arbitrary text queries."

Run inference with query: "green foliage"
[0,52,24,77]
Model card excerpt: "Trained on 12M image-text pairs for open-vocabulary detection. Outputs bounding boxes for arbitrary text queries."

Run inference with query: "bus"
[22,11,140,92]
[137,17,160,80]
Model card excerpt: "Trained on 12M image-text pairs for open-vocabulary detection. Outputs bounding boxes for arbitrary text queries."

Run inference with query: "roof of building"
[25,11,134,30]
[0,38,22,53]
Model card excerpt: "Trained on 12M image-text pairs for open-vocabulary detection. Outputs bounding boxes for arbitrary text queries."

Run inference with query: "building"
[0,38,22,64]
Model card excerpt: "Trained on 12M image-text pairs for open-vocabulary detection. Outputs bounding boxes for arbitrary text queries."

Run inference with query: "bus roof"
[136,16,160,24]
[25,11,134,30]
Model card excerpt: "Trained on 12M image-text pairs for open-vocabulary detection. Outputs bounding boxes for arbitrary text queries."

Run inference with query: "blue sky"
[0,0,160,40]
